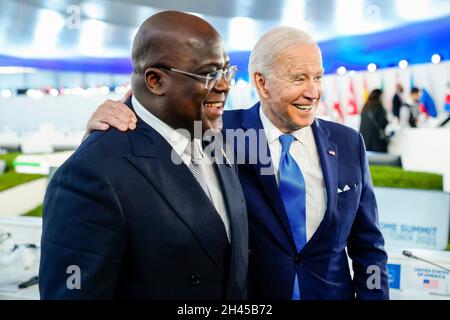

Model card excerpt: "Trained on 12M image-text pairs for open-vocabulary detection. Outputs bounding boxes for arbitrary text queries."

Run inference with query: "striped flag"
[332,78,344,123]
[362,77,369,104]
[420,88,437,117]
[333,101,344,123]
[423,278,439,289]
[445,94,450,113]
[347,78,358,115]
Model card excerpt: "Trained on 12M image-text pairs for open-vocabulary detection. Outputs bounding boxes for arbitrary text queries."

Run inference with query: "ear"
[253,72,270,99]
[144,68,165,96]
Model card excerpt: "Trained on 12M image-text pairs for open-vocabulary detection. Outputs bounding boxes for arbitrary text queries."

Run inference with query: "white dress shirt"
[259,106,327,241]
[132,96,230,240]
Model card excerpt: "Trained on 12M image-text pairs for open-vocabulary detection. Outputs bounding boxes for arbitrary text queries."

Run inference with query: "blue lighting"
[0,15,449,75]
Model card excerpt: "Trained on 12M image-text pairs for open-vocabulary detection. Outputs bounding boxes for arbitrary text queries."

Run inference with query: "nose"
[211,74,231,92]
[303,81,321,101]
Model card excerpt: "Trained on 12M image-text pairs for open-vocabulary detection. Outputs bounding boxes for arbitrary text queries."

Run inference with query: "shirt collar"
[259,105,312,148]
[132,95,190,158]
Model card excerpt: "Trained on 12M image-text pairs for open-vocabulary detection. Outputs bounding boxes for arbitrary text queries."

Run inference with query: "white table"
[0,285,39,300]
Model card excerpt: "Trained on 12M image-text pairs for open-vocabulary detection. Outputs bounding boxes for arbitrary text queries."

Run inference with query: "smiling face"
[132,11,231,136]
[198,41,231,133]
[163,35,230,135]
[255,43,324,133]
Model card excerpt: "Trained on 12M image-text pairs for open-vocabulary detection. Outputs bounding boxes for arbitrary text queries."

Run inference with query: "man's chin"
[292,109,317,128]
[288,116,315,131]
[202,118,223,135]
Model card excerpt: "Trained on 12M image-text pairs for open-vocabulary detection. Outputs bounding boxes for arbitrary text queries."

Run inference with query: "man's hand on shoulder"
[85,89,137,134]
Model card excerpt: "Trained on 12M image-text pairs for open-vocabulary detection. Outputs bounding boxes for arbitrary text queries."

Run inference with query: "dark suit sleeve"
[392,95,401,118]
[39,158,125,299]
[347,133,389,300]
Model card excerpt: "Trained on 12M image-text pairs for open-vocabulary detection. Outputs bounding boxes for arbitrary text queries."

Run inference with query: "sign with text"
[375,187,450,250]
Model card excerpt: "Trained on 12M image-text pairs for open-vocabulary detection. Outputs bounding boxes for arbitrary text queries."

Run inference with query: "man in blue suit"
[86,26,388,300]
[39,11,248,299]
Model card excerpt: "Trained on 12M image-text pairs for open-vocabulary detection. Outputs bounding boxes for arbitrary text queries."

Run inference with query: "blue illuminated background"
[1,15,448,81]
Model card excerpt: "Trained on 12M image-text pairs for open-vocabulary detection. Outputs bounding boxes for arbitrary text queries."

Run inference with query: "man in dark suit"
[39,11,248,299]
[392,84,404,120]
[87,26,388,300]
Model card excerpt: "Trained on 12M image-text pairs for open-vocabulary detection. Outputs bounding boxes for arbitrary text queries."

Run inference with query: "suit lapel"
[125,118,229,272]
[241,103,296,252]
[304,119,338,250]
[210,141,248,298]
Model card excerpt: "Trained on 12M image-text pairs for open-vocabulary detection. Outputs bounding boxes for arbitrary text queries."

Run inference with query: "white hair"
[248,26,317,84]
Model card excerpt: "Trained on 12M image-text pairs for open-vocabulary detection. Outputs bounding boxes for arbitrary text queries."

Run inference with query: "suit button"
[294,255,302,264]
[191,274,201,285]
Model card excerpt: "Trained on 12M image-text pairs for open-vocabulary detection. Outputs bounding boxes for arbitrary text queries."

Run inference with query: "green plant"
[370,165,443,191]
[0,153,46,191]
[0,171,45,192]
[23,204,43,217]
[0,152,21,172]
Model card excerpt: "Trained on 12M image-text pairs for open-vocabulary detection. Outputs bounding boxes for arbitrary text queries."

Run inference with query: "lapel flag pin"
[328,150,336,156]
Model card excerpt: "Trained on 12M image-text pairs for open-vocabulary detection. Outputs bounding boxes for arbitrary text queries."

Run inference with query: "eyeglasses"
[160,65,237,90]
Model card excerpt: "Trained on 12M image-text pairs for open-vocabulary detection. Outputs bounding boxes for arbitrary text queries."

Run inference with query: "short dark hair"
[132,36,155,74]
[411,87,420,94]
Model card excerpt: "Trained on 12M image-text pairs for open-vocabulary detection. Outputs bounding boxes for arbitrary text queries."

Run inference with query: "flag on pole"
[332,78,344,123]
[362,77,369,104]
[333,101,344,123]
[445,94,450,113]
[419,88,437,117]
[347,78,358,115]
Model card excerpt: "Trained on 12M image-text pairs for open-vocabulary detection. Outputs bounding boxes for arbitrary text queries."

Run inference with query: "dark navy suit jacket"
[223,103,389,300]
[39,99,248,299]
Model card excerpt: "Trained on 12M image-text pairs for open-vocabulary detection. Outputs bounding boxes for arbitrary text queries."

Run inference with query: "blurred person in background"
[392,83,404,120]
[359,89,389,153]
[399,87,421,128]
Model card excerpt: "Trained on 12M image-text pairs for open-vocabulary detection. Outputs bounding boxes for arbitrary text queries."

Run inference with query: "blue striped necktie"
[278,134,307,300]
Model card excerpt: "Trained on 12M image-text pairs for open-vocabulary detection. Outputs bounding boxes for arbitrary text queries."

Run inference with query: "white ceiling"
[1,0,449,58]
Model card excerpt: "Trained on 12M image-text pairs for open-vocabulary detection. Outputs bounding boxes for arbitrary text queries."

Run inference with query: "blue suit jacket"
[39,99,248,299]
[223,103,389,300]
